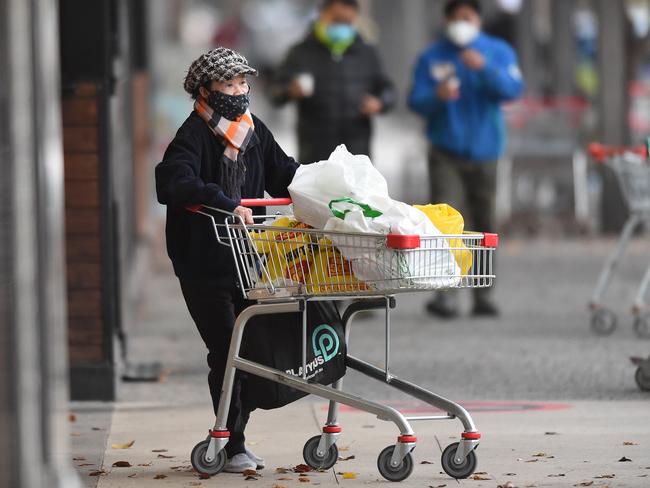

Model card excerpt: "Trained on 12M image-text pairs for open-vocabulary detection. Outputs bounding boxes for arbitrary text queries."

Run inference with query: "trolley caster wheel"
[441,442,477,479]
[191,440,227,476]
[636,366,650,392]
[633,314,650,339]
[591,309,617,336]
[303,435,338,470]
[377,445,414,482]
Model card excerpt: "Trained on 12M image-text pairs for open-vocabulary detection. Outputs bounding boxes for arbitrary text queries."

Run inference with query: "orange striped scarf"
[195,97,255,200]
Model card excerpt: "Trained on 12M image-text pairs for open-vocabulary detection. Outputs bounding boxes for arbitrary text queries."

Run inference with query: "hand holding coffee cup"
[437,76,461,101]
[289,73,315,99]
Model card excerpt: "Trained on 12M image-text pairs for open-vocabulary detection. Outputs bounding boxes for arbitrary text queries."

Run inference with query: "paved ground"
[70,237,650,487]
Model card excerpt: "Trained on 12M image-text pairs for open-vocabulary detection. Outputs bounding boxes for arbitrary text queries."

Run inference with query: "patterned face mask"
[206,90,251,121]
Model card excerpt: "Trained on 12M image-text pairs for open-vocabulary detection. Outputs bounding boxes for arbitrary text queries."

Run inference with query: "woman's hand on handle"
[233,206,254,224]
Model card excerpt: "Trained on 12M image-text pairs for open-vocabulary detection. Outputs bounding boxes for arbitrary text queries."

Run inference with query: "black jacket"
[155,112,298,286]
[270,31,395,164]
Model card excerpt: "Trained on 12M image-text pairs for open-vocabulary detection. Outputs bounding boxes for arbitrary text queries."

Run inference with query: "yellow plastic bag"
[306,238,369,294]
[414,204,472,275]
[251,217,314,284]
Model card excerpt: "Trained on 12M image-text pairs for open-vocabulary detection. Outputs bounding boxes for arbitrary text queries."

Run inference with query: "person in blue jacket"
[409,0,524,318]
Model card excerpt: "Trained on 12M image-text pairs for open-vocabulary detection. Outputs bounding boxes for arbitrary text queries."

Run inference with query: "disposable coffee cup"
[296,73,315,97]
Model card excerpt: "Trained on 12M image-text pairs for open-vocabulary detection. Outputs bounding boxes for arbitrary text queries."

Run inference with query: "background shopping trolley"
[587,142,650,338]
[186,198,499,482]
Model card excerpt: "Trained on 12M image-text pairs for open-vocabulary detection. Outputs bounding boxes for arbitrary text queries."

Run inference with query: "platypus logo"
[312,324,340,362]
[285,323,340,378]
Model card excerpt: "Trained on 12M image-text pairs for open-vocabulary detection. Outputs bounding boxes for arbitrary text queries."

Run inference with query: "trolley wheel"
[303,435,338,470]
[633,314,650,339]
[191,439,227,476]
[636,366,650,392]
[591,309,617,336]
[377,445,414,482]
[441,442,477,480]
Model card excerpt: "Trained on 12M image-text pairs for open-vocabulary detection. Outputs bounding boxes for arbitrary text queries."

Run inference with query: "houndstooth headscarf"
[183,47,258,95]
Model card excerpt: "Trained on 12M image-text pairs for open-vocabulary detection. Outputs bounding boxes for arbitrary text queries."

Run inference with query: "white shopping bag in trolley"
[289,145,461,288]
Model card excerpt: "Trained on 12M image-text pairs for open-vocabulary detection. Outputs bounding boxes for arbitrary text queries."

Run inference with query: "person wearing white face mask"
[408,0,524,319]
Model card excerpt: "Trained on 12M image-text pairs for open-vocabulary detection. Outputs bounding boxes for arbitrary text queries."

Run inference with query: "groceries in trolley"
[286,145,463,289]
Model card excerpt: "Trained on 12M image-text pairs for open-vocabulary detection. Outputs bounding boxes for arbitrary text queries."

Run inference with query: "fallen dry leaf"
[273,485,288,488]
[138,462,152,467]
[242,469,259,477]
[154,474,167,479]
[574,482,594,487]
[277,477,293,480]
[73,457,86,461]
[471,475,491,480]
[474,471,488,475]
[298,478,311,483]
[245,476,258,481]
[188,483,204,487]
[340,472,357,479]
[276,467,290,474]
[198,473,211,479]
[88,470,106,477]
[338,455,355,461]
[157,454,175,459]
[294,464,312,473]
[128,473,137,478]
[112,461,132,468]
[594,474,615,479]
[618,456,632,462]
[525,459,539,463]
[78,463,93,467]
[532,452,547,457]
[498,483,516,488]
[152,449,168,453]
[111,440,135,449]
[420,460,434,465]
[623,441,639,446]
[69,414,77,422]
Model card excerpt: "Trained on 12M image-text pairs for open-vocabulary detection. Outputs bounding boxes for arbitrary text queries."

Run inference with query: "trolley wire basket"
[189,198,498,301]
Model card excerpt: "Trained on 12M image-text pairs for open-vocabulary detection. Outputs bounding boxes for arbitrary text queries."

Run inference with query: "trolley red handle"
[240,198,292,207]
[588,142,648,163]
[186,198,292,213]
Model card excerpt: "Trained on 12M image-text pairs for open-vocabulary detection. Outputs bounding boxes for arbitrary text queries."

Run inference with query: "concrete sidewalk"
[87,399,650,487]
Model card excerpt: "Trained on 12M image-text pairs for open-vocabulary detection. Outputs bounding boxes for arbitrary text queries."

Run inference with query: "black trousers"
[179,279,253,457]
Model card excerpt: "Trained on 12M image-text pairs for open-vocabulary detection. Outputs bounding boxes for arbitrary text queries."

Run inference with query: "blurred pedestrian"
[269,0,395,164]
[155,47,299,473]
[408,0,524,318]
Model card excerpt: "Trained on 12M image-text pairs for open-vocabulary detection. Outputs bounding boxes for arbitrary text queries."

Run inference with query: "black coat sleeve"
[255,117,299,197]
[155,128,240,212]
[368,46,396,113]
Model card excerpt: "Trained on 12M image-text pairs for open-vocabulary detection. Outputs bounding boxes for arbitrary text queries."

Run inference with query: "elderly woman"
[155,47,299,473]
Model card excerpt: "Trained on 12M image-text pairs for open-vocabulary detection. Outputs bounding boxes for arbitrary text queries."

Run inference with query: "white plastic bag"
[288,145,388,229]
[323,199,461,288]
[289,145,460,288]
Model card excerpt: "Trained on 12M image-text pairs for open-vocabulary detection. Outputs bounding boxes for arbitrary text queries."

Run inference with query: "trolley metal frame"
[587,143,650,338]
[186,198,498,481]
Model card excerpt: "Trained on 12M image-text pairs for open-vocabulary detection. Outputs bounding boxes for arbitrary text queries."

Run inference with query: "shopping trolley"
[587,142,650,338]
[186,198,499,481]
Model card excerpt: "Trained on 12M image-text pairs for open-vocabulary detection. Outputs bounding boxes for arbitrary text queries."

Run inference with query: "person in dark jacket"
[269,0,395,164]
[155,47,299,473]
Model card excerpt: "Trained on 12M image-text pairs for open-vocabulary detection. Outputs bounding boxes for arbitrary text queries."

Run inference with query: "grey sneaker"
[245,447,265,469]
[224,453,256,473]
